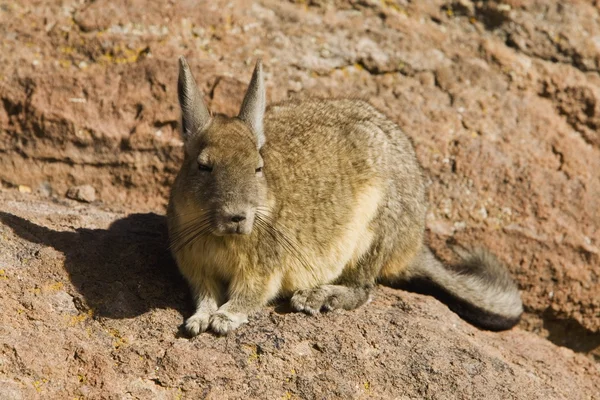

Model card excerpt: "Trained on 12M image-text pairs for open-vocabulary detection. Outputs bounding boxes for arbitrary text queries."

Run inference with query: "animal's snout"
[230,214,246,223]
[215,207,255,236]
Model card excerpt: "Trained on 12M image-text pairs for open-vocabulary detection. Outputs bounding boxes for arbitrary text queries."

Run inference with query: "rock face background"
[0,0,599,398]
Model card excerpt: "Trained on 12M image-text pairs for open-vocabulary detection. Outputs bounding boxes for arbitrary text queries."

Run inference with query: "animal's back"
[261,98,427,291]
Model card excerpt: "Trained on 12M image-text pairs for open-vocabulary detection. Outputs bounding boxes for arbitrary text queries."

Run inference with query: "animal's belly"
[277,184,381,296]
[279,259,344,295]
[278,228,376,296]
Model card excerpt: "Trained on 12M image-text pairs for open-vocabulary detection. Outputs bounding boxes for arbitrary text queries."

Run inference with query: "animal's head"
[176,57,268,236]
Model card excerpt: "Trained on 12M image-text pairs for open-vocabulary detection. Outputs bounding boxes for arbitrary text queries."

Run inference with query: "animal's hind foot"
[290,284,372,315]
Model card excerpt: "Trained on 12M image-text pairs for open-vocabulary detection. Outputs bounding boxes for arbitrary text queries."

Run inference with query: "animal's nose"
[230,214,246,223]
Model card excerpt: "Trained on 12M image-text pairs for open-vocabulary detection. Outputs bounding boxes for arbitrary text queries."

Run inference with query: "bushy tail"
[403,246,523,331]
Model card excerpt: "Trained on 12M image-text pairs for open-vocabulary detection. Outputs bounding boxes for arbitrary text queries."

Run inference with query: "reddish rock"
[0,0,598,394]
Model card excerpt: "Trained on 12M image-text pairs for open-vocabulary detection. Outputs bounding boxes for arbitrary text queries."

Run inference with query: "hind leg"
[290,239,387,315]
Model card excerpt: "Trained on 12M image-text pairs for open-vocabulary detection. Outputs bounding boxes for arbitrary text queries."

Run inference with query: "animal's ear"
[178,56,211,142]
[238,60,266,149]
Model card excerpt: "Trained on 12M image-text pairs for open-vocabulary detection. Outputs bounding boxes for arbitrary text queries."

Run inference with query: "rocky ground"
[1,0,599,398]
[1,191,599,399]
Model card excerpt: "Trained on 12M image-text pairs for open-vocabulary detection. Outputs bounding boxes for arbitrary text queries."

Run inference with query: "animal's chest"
[186,238,250,282]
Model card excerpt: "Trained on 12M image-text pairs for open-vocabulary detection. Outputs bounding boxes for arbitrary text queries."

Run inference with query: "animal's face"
[174,57,267,237]
[184,117,267,236]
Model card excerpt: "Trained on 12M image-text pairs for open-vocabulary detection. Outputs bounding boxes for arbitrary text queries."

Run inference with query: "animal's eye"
[255,167,263,173]
[198,163,213,172]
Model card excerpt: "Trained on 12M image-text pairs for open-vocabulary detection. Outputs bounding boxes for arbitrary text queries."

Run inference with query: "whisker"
[170,217,210,235]
[169,220,211,248]
[168,210,214,252]
[169,214,211,240]
[171,224,214,252]
[254,211,319,281]
[170,222,213,252]
[256,213,311,259]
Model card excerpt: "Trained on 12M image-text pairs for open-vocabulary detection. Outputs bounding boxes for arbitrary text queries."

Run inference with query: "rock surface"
[0,190,599,399]
[0,0,599,397]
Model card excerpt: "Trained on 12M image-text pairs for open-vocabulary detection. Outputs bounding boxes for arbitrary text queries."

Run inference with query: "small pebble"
[66,185,96,203]
[18,185,32,193]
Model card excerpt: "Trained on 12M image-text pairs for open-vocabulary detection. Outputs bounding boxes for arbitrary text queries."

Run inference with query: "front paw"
[185,312,211,336]
[209,311,248,335]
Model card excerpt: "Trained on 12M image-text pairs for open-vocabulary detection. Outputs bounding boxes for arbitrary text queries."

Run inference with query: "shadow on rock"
[542,308,600,360]
[0,211,189,319]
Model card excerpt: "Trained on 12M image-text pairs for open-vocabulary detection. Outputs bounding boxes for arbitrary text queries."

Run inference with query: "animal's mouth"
[215,224,253,236]
[212,212,255,236]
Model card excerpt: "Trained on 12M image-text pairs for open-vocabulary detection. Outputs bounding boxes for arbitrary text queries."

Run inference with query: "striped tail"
[403,246,523,331]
